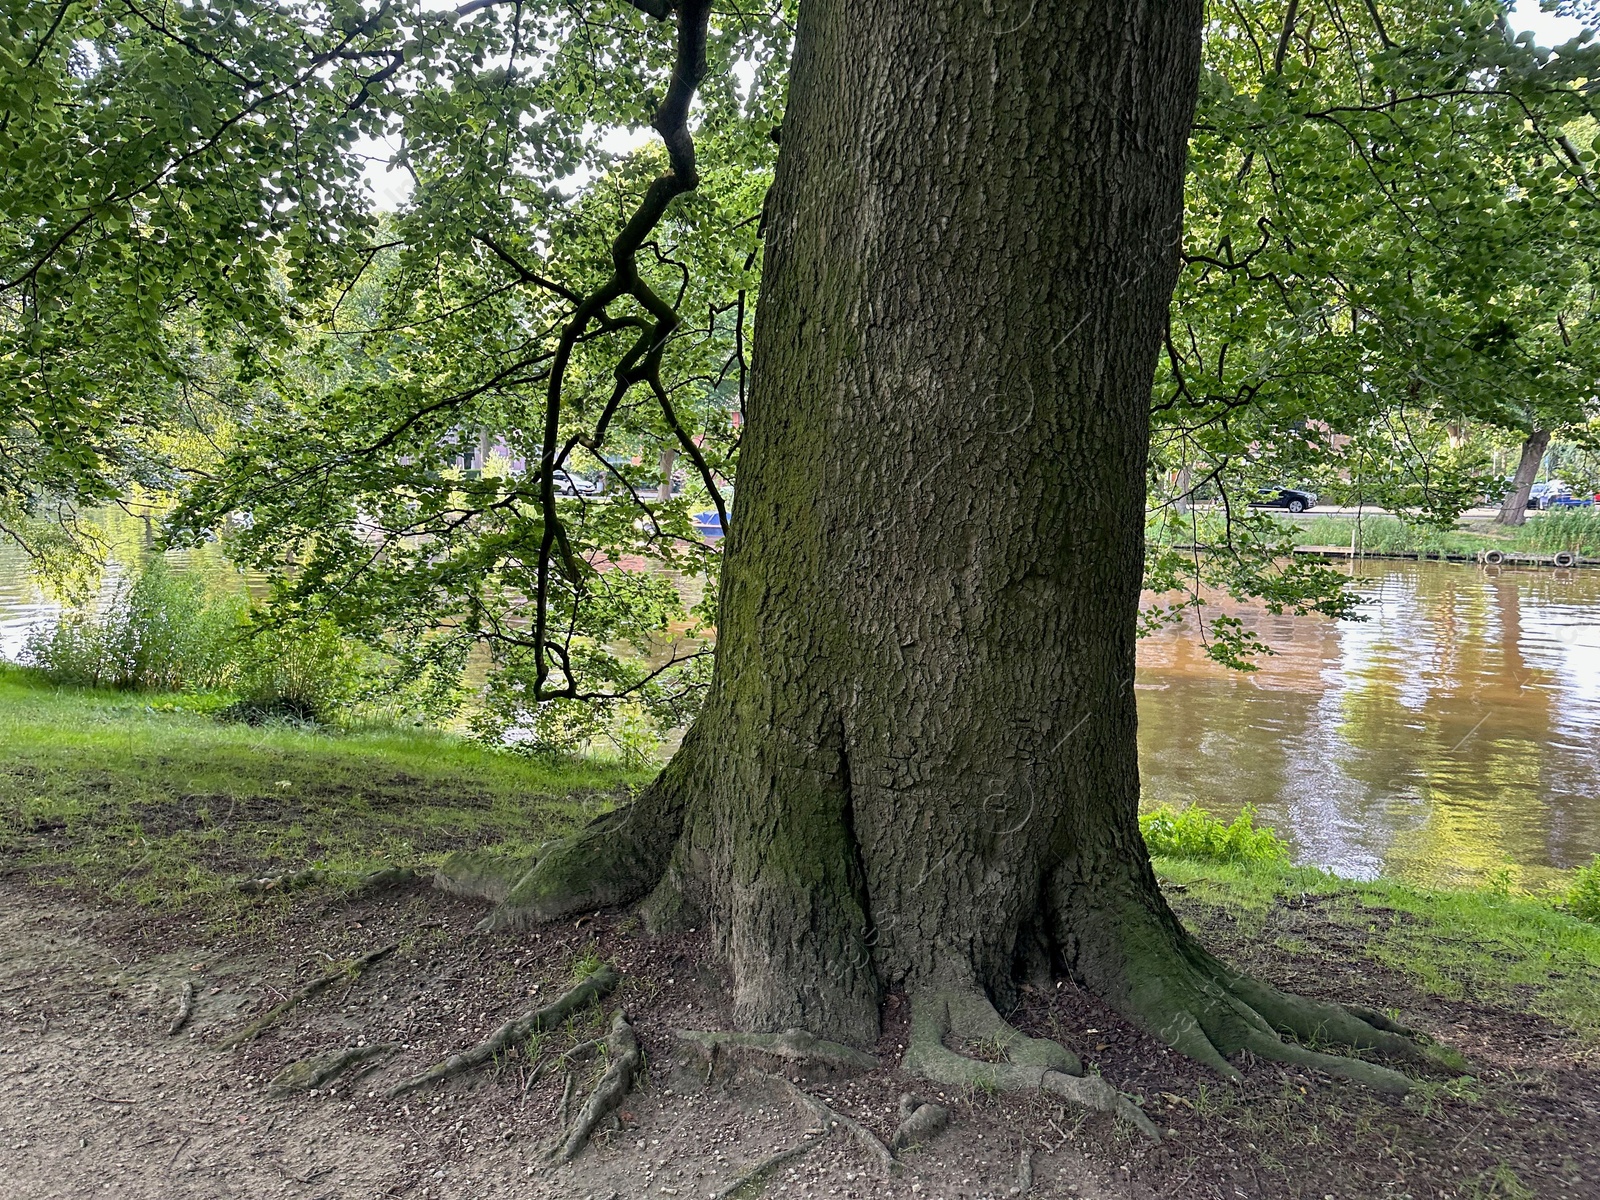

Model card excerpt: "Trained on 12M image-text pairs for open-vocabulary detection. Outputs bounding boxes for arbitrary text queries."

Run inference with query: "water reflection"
[1138,562,1600,888]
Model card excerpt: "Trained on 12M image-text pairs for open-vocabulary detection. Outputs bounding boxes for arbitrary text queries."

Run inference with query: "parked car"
[553,469,600,496]
[1249,486,1319,514]
[1528,481,1573,510]
[1545,491,1595,509]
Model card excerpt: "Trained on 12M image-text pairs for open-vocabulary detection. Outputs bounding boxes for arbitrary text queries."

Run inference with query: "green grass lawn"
[0,666,649,912]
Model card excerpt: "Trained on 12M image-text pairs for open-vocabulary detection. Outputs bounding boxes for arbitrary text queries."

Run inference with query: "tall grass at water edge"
[1290,511,1600,556]
[19,557,372,722]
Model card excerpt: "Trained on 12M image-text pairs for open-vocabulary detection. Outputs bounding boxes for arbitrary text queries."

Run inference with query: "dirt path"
[5,879,1597,1200]
[0,885,1132,1199]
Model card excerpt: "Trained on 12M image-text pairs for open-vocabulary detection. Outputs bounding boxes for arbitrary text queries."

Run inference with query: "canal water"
[3,539,1596,889]
[1138,561,1600,889]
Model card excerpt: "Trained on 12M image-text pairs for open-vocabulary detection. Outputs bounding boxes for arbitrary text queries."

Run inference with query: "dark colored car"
[1249,486,1319,514]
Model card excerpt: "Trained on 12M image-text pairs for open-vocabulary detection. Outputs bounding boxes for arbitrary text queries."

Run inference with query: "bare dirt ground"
[1,877,1596,1200]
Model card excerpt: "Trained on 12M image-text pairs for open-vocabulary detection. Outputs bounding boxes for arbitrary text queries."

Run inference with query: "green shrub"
[22,558,244,691]
[1140,804,1291,865]
[1568,857,1600,923]
[226,615,371,724]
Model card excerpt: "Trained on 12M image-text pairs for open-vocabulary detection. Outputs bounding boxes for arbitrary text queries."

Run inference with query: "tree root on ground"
[705,1073,891,1199]
[676,1028,878,1081]
[166,980,195,1036]
[902,987,1160,1141]
[891,1093,949,1152]
[235,866,423,897]
[1125,942,1451,1095]
[387,965,619,1098]
[218,944,397,1050]
[431,849,543,904]
[548,1011,642,1165]
[269,1043,398,1094]
[1009,1144,1034,1197]
[710,1141,822,1200]
[760,1072,896,1176]
[522,1037,601,1095]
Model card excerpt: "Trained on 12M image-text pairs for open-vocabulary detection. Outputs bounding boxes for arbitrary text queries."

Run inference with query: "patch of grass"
[1566,855,1600,923]
[1154,856,1600,1041]
[568,943,605,983]
[0,666,650,915]
[1463,1163,1536,1200]
[1140,804,1290,866]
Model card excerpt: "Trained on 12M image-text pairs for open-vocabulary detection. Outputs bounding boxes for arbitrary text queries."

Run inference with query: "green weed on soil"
[0,667,648,916]
[1139,803,1290,865]
[1156,856,1600,1042]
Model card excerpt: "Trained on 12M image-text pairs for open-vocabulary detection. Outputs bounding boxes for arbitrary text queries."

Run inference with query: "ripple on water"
[1138,560,1600,889]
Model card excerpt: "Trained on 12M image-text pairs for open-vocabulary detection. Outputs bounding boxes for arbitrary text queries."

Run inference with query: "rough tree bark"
[1496,428,1550,526]
[498,0,1434,1093]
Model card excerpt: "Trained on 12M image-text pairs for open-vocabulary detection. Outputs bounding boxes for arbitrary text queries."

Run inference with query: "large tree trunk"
[664,0,1206,1041]
[499,0,1428,1095]
[1495,428,1550,526]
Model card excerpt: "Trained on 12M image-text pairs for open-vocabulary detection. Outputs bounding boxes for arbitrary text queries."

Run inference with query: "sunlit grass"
[1155,856,1600,1041]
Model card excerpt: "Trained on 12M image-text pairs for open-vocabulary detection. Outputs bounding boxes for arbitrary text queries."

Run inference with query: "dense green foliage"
[1146,0,1600,658]
[21,556,380,720]
[1570,855,1600,922]
[1139,804,1292,866]
[5,1,1600,714]
[21,557,242,690]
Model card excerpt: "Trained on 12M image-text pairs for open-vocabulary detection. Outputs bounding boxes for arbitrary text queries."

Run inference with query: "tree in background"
[1151,0,1600,594]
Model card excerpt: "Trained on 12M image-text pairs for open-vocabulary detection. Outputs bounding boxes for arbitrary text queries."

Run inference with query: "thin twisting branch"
[526,0,718,702]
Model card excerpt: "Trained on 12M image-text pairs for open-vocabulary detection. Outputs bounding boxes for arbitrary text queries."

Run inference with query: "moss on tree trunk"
[497,0,1439,1093]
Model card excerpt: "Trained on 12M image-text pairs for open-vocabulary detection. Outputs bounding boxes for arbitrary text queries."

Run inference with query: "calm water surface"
[1137,561,1600,889]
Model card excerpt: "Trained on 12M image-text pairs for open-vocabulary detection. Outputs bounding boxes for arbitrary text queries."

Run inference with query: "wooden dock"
[1290,546,1588,568]
[1170,545,1590,568]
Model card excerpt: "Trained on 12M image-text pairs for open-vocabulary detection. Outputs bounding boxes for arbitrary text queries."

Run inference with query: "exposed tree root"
[763,1072,896,1177]
[1118,939,1442,1095]
[676,1028,878,1081]
[548,1011,642,1164]
[166,980,195,1036]
[475,745,698,932]
[387,965,619,1098]
[217,944,397,1050]
[346,866,424,896]
[1009,1145,1034,1198]
[523,1036,601,1094]
[235,866,423,897]
[431,849,542,904]
[710,1141,821,1200]
[269,1043,398,1094]
[891,1093,949,1153]
[901,987,1159,1141]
